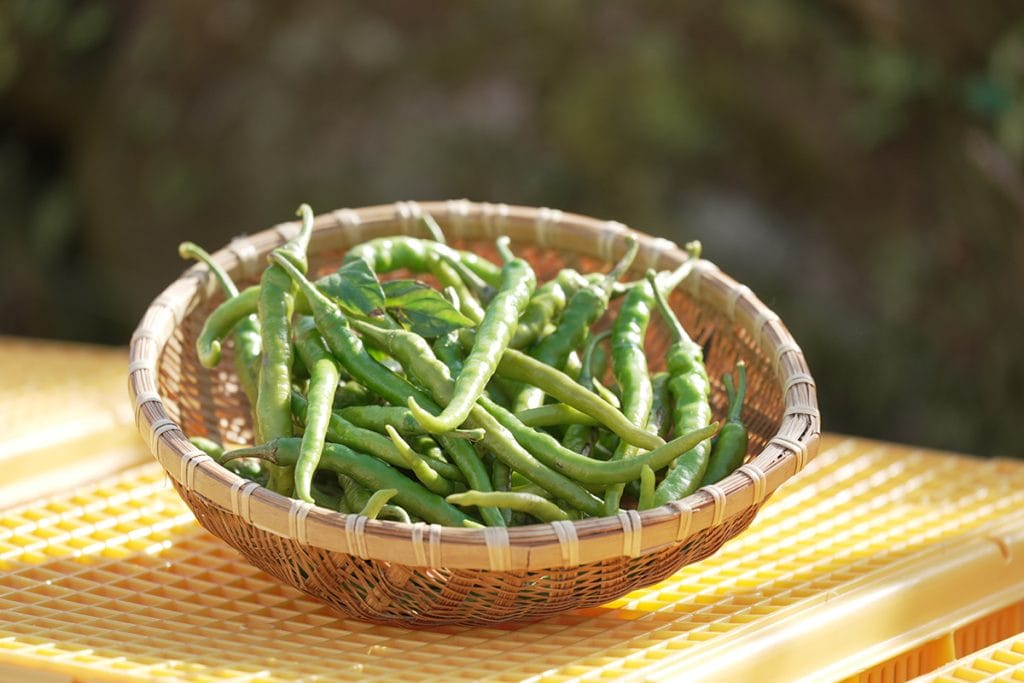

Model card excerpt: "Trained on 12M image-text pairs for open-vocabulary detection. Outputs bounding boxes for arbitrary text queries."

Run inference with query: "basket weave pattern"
[129,200,820,626]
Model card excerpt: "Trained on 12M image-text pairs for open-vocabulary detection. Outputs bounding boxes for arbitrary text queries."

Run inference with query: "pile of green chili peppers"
[179,205,750,528]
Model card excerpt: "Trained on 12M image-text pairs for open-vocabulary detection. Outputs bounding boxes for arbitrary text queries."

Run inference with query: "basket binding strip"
[129,200,820,625]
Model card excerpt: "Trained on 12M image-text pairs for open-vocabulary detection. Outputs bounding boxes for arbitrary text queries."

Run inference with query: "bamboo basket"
[129,200,821,626]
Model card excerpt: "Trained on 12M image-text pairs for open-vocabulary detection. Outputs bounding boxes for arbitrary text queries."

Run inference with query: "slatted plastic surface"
[920,634,1024,682]
[2,436,1024,683]
[0,337,145,508]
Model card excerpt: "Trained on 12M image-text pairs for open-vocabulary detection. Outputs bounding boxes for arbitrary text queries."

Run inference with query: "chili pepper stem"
[222,444,277,464]
[647,270,690,344]
[179,242,240,298]
[603,236,639,293]
[496,235,515,263]
[421,213,447,244]
[727,362,747,423]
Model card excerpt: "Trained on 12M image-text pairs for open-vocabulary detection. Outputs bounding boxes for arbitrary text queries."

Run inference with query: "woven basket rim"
[128,199,821,571]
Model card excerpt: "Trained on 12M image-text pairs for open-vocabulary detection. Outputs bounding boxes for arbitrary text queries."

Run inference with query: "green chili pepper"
[179,243,262,401]
[603,275,658,514]
[437,250,497,303]
[334,405,483,442]
[189,435,225,460]
[482,395,718,485]
[194,286,261,369]
[408,236,536,434]
[223,438,472,527]
[338,474,411,523]
[638,465,656,510]
[699,362,749,487]
[291,317,341,503]
[433,330,466,377]
[258,205,315,495]
[309,474,349,513]
[490,346,663,451]
[490,459,513,524]
[447,491,572,523]
[509,269,589,349]
[384,426,463,497]
[420,212,447,243]
[358,488,399,520]
[332,380,375,409]
[514,403,599,429]
[647,372,673,441]
[648,269,714,505]
[590,378,620,409]
[192,435,266,484]
[599,246,702,510]
[179,243,239,298]
[562,330,612,453]
[513,237,638,412]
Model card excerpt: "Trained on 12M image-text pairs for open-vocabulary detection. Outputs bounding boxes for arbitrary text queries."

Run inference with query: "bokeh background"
[1,1,1022,457]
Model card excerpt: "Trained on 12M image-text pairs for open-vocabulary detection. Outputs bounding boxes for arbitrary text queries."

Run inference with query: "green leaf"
[383,279,475,338]
[317,260,386,318]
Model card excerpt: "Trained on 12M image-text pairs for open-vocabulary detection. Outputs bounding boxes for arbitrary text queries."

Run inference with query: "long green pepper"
[490,347,664,451]
[179,243,262,401]
[291,394,466,482]
[291,317,342,503]
[258,205,314,495]
[509,269,590,349]
[513,237,638,412]
[648,271,714,505]
[603,276,658,513]
[482,395,718,485]
[562,330,612,453]
[408,236,535,434]
[699,362,749,487]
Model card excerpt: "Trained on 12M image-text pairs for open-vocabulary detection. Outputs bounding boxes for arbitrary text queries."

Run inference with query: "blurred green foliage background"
[1,1,1022,457]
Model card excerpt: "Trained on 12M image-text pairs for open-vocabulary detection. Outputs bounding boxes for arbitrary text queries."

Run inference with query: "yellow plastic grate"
[922,632,1024,682]
[2,436,1024,682]
[846,602,1024,683]
[0,337,146,509]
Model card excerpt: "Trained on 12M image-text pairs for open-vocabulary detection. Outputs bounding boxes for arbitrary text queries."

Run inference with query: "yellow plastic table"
[1,337,1023,683]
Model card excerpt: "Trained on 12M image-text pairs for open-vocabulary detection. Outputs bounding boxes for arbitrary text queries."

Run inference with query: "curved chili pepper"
[648,268,714,505]
[509,269,592,349]
[699,362,749,487]
[408,236,535,434]
[603,275,658,514]
[492,347,664,451]
[256,205,314,495]
[447,491,572,523]
[513,236,638,412]
[178,243,262,401]
[223,438,473,527]
[292,316,341,503]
